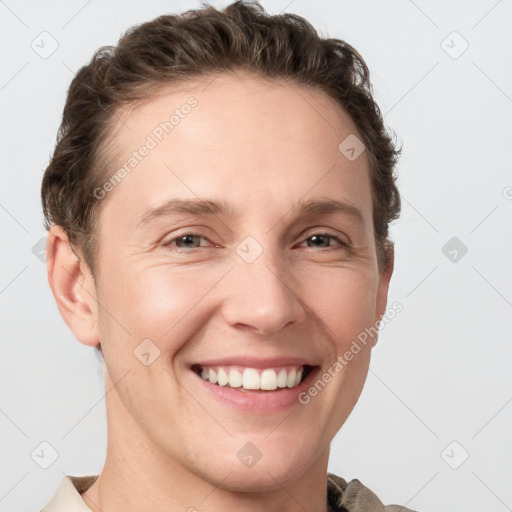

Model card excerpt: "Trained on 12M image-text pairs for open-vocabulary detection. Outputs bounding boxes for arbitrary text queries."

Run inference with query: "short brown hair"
[41,0,401,281]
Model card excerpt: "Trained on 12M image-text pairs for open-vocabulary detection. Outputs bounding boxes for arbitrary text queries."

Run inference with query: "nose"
[221,241,307,336]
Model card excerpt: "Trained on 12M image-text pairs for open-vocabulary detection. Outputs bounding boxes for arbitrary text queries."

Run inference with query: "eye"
[162,232,213,251]
[299,232,349,250]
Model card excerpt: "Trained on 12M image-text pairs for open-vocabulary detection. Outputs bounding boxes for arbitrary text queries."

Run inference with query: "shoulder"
[40,474,98,512]
[327,472,420,512]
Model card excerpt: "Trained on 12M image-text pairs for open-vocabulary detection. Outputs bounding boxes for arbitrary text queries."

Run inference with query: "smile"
[192,364,314,391]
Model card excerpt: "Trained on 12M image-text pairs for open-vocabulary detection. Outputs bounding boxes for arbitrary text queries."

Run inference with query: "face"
[51,71,393,491]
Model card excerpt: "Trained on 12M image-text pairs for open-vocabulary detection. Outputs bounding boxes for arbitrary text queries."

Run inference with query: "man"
[41,1,415,511]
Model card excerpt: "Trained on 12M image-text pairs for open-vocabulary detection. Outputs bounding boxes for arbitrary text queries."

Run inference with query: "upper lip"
[191,356,319,368]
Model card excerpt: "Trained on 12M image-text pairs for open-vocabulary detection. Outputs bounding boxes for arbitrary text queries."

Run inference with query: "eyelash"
[161,231,349,252]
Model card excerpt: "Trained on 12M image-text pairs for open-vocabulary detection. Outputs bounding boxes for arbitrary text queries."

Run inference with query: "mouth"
[191,363,315,392]
[187,355,322,412]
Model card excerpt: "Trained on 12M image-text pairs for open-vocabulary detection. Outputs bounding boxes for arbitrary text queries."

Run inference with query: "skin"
[46,70,394,512]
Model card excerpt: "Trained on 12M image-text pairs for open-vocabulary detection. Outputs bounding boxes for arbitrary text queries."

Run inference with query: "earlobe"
[46,225,100,348]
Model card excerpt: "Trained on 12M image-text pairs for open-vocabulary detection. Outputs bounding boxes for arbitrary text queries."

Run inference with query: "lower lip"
[191,367,320,413]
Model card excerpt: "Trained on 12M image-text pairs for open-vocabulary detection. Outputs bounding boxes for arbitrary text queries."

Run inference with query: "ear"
[372,243,395,347]
[46,225,100,347]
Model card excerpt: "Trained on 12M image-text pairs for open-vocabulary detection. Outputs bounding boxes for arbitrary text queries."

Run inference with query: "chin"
[203,435,321,492]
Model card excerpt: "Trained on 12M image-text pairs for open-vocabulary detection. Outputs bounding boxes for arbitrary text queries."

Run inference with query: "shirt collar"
[41,475,97,512]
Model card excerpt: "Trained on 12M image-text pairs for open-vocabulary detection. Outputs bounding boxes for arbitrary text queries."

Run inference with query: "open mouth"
[191,364,316,392]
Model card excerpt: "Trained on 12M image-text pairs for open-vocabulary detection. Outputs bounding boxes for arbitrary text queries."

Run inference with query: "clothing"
[326,473,419,512]
[41,473,419,512]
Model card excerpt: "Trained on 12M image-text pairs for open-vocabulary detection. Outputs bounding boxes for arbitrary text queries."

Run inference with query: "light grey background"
[1,1,511,511]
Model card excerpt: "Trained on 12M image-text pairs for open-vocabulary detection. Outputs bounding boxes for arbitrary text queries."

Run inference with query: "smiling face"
[51,71,393,492]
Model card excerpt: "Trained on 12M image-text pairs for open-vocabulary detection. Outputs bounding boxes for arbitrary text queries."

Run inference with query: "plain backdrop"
[1,1,511,511]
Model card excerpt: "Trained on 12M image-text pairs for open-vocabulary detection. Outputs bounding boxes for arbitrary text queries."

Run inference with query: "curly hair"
[41,0,401,282]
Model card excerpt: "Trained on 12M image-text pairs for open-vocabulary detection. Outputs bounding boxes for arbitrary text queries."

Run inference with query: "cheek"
[299,267,378,349]
[101,264,226,353]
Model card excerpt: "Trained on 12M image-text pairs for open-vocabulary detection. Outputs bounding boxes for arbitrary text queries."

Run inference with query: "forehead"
[99,71,372,229]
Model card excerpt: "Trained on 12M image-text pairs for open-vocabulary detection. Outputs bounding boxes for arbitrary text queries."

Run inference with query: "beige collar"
[41,475,97,512]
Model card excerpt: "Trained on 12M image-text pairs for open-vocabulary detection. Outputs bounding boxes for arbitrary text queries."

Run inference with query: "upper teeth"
[199,366,304,390]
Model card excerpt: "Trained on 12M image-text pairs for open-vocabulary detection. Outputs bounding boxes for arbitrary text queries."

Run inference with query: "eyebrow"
[137,197,365,228]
